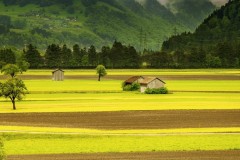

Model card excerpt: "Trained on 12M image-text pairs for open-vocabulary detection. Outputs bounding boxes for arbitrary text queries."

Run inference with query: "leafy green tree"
[1,64,20,78]
[17,60,30,73]
[0,78,27,110]
[23,44,43,68]
[96,65,107,81]
[0,137,5,160]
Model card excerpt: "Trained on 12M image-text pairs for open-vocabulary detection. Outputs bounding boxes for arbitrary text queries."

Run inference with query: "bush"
[122,82,140,91]
[145,87,169,94]
[0,137,5,160]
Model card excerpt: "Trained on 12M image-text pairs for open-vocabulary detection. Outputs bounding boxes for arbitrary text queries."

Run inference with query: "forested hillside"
[0,0,216,50]
[162,0,240,68]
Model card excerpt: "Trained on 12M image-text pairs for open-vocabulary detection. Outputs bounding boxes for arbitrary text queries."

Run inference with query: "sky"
[158,0,228,7]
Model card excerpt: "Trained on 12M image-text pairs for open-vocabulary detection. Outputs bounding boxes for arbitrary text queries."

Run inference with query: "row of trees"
[8,41,140,69]
[1,41,239,69]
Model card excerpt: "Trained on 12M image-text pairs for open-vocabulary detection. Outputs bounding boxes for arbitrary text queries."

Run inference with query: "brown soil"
[7,150,240,160]
[0,110,239,129]
[1,74,239,80]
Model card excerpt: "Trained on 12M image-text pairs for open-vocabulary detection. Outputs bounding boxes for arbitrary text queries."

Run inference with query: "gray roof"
[140,77,165,85]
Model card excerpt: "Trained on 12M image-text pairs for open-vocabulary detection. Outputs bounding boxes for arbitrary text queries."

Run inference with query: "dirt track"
[0,110,239,129]
[8,150,240,160]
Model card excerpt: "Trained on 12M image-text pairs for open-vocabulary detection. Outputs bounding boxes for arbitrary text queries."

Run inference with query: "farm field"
[0,69,240,159]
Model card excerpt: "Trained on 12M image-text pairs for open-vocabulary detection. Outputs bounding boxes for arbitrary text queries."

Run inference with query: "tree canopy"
[0,78,28,110]
[96,65,107,81]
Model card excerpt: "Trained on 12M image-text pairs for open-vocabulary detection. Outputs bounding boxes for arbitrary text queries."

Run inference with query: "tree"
[1,64,20,78]
[72,44,81,67]
[23,44,43,68]
[88,45,97,66]
[45,44,62,68]
[0,78,27,110]
[0,49,16,64]
[17,59,30,74]
[0,137,5,160]
[61,44,73,68]
[96,65,107,81]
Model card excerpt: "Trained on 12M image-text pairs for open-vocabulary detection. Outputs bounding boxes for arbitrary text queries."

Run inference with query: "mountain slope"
[162,0,240,68]
[0,0,216,50]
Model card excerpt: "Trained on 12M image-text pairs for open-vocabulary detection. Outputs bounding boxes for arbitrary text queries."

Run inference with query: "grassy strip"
[1,133,240,155]
[23,69,240,76]
[20,80,240,93]
[1,126,240,135]
[0,92,239,113]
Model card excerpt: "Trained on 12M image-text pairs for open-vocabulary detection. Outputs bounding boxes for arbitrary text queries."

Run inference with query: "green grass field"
[0,69,240,156]
[23,69,240,76]
[0,92,240,113]
[2,133,240,155]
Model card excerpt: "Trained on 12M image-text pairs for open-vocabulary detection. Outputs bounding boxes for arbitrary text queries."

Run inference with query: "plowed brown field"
[1,110,239,129]
[8,150,240,160]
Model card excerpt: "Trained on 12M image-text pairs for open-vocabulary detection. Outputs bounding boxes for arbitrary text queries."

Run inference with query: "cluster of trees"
[161,0,240,68]
[1,40,239,69]
[1,41,140,69]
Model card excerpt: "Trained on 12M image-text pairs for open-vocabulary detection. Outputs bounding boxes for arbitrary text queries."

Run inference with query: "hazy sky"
[158,0,228,7]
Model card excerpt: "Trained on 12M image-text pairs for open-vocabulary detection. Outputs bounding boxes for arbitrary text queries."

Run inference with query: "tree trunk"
[12,100,16,110]
[98,74,101,81]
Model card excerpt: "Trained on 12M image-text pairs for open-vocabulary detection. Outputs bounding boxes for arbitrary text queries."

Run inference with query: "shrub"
[0,137,5,160]
[122,82,140,91]
[145,87,169,94]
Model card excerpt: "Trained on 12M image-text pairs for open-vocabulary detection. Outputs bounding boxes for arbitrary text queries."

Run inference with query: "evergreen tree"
[88,45,97,66]
[24,44,43,68]
[45,44,61,68]
[99,46,110,67]
[61,44,73,68]
[72,44,81,67]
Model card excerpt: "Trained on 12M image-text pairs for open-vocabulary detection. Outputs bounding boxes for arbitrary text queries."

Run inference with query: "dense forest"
[161,0,240,68]
[0,0,216,50]
[0,42,141,69]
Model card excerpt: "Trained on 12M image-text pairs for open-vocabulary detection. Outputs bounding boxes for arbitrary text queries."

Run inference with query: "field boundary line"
[1,130,240,136]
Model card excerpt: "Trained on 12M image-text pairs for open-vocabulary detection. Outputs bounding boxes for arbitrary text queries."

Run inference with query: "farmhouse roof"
[140,77,166,85]
[52,69,64,73]
[125,76,144,84]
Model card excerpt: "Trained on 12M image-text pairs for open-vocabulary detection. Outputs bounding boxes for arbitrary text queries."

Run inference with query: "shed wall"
[52,70,64,81]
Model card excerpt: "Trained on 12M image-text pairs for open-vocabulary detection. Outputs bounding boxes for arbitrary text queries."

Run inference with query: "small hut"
[52,69,64,81]
[124,76,144,85]
[140,77,165,93]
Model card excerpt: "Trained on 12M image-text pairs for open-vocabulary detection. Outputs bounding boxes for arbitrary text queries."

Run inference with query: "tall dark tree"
[109,41,124,68]
[0,49,16,66]
[61,44,73,68]
[88,45,97,66]
[45,44,61,68]
[99,46,110,67]
[23,44,43,68]
[72,44,81,67]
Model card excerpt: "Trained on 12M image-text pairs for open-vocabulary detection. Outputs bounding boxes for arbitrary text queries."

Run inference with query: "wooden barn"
[124,76,144,85]
[140,77,166,93]
[52,69,64,81]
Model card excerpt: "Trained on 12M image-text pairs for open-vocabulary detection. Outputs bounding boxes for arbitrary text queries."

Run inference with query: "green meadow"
[2,133,240,155]
[0,69,240,156]
[0,92,240,113]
